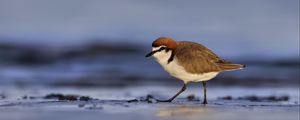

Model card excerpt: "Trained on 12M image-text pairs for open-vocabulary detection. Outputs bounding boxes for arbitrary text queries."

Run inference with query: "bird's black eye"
[157,46,166,51]
[165,48,170,52]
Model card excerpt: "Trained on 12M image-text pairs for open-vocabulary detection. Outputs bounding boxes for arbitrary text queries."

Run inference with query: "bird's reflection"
[156,105,214,117]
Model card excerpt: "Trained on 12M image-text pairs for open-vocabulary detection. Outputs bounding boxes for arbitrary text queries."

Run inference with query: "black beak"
[145,51,154,57]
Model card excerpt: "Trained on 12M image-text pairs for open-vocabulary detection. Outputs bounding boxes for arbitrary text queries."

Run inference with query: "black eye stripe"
[150,47,171,56]
[158,47,165,51]
[151,47,165,54]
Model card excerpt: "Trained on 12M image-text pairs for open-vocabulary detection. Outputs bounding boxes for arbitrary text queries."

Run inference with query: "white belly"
[152,47,219,83]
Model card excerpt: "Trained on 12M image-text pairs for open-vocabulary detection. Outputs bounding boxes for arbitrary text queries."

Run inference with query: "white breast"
[152,47,218,83]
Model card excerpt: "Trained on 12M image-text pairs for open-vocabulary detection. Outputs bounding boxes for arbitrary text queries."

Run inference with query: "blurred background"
[0,0,299,88]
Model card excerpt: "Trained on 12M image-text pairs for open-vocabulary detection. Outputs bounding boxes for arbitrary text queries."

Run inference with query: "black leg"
[202,81,207,104]
[158,83,187,102]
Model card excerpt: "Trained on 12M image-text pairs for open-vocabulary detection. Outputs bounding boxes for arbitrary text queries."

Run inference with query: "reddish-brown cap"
[152,37,177,50]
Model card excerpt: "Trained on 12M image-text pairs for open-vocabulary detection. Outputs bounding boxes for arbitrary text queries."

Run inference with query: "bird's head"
[145,37,177,57]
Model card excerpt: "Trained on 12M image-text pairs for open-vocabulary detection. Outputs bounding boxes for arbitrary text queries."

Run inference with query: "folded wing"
[175,41,244,74]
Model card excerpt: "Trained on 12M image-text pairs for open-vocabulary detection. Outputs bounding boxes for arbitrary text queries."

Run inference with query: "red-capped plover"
[146,37,245,104]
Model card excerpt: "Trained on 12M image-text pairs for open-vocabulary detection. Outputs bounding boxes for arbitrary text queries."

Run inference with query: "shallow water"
[0,101,299,120]
[0,85,299,120]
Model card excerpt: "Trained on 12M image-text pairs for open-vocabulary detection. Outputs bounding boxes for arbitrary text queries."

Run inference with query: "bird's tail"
[218,63,246,71]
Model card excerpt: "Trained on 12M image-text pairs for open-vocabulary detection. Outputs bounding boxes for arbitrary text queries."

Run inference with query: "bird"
[145,37,245,104]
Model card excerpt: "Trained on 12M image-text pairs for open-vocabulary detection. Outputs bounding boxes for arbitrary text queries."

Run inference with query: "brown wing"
[175,41,224,74]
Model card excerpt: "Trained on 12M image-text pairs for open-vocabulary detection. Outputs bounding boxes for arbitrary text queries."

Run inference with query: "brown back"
[175,41,243,74]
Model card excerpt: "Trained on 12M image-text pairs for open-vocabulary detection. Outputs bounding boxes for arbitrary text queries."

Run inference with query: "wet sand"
[0,99,299,120]
[0,86,299,120]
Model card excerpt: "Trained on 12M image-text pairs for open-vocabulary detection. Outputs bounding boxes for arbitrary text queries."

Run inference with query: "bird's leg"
[158,84,187,102]
[202,81,208,104]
